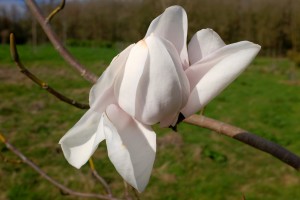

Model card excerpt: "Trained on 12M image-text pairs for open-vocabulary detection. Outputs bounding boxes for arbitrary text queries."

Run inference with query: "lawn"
[0,44,300,200]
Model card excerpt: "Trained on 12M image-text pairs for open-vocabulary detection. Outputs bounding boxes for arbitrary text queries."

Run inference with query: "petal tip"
[166,5,184,11]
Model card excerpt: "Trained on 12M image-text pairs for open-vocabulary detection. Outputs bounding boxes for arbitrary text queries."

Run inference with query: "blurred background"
[1,0,300,200]
[1,0,300,57]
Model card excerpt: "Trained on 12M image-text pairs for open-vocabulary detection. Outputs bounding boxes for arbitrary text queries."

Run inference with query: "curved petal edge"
[182,42,261,117]
[59,109,105,169]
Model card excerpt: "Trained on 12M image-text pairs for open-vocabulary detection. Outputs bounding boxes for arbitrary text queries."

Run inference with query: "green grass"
[1,44,300,200]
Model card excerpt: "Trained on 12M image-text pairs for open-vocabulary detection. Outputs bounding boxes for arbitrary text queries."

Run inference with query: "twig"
[131,187,140,200]
[45,0,65,23]
[184,115,300,171]
[0,133,118,200]
[10,33,89,110]
[24,0,98,83]
[89,158,113,197]
[123,181,132,200]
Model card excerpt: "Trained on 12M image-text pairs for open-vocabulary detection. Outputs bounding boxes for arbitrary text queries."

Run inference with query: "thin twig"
[45,0,65,23]
[131,187,140,200]
[89,158,113,197]
[0,133,119,200]
[10,33,89,110]
[184,115,300,171]
[123,181,132,200]
[24,0,98,83]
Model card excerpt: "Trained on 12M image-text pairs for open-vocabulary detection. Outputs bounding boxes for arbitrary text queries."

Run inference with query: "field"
[1,44,300,200]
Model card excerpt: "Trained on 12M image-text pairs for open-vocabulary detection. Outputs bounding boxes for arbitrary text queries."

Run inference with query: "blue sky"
[0,0,26,7]
[0,1,25,17]
[0,0,69,8]
[0,0,25,16]
[0,0,66,17]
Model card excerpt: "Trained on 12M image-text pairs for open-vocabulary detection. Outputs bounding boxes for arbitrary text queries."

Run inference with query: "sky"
[0,0,25,17]
[0,0,25,9]
[0,0,71,17]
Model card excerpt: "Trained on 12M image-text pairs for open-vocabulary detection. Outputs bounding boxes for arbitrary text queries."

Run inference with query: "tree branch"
[0,133,119,200]
[45,0,65,23]
[184,115,300,171]
[89,158,113,197]
[24,0,98,83]
[10,33,89,109]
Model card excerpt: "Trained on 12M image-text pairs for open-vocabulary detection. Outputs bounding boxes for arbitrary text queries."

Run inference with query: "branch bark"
[10,33,89,109]
[184,115,300,171]
[0,133,119,200]
[24,0,98,83]
[89,158,113,197]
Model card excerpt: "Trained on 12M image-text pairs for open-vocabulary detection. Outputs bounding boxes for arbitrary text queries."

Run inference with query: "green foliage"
[1,45,300,199]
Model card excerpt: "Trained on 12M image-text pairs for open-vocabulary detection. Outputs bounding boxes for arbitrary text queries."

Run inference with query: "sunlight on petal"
[59,109,105,168]
[146,5,189,69]
[182,43,261,117]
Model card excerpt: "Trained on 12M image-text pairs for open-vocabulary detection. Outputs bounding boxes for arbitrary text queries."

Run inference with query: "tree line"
[1,0,300,56]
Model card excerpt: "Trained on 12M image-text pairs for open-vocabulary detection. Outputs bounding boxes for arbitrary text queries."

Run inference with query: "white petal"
[181,42,261,117]
[188,29,226,65]
[89,44,134,113]
[145,5,189,69]
[103,104,156,192]
[59,109,105,168]
[114,40,149,119]
[115,35,189,126]
[186,41,260,90]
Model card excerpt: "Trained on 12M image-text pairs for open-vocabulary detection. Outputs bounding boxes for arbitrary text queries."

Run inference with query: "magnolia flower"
[59,5,260,192]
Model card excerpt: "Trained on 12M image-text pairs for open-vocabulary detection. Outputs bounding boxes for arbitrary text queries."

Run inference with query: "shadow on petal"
[103,104,156,192]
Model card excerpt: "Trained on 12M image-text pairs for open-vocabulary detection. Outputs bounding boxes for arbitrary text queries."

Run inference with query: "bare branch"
[24,0,98,83]
[184,115,300,171]
[45,0,65,23]
[89,158,113,197]
[0,132,120,200]
[10,33,89,110]
[123,181,131,200]
[121,181,139,200]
